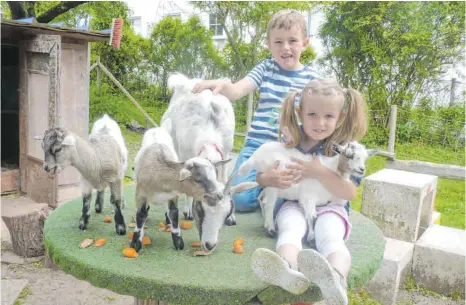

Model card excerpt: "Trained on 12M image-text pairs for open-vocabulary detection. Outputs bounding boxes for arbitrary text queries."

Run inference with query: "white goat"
[238,141,377,241]
[160,73,235,224]
[130,126,231,252]
[34,114,128,235]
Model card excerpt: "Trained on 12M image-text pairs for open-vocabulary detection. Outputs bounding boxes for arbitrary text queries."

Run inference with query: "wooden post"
[97,62,158,127]
[388,104,397,155]
[246,92,253,130]
[96,56,101,96]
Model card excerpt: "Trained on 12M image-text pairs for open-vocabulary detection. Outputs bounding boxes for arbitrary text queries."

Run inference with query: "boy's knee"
[232,188,259,212]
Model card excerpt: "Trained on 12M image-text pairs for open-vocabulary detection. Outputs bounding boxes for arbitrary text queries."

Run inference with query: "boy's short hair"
[267,9,307,39]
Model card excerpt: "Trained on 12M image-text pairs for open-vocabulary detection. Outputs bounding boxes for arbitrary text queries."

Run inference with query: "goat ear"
[367,149,378,156]
[332,142,343,154]
[61,135,76,146]
[213,158,231,167]
[34,136,43,141]
[179,168,192,182]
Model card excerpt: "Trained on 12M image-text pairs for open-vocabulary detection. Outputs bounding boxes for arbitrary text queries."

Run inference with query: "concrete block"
[361,169,437,242]
[412,225,465,295]
[366,238,414,305]
[1,279,29,305]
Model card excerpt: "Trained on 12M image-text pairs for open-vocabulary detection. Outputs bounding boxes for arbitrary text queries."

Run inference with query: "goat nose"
[215,193,223,201]
[359,167,365,172]
[204,242,216,251]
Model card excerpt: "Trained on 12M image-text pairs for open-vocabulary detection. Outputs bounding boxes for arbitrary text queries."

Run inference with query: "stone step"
[412,224,465,295]
[1,279,29,305]
[366,237,414,305]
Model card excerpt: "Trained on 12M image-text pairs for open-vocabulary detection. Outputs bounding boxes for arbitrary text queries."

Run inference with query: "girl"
[251,79,368,305]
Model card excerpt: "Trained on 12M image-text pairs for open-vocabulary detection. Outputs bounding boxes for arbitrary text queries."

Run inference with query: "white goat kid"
[34,114,128,235]
[160,73,235,224]
[238,141,376,241]
[131,127,230,252]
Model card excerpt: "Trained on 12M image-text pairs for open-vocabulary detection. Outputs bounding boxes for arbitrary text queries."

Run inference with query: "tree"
[319,2,465,113]
[4,1,88,23]
[192,1,318,81]
[148,16,227,96]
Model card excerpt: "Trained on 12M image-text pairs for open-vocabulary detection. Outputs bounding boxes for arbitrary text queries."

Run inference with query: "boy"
[193,9,320,212]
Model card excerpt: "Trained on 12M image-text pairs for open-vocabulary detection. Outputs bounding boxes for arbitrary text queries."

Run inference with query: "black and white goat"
[160,73,235,224]
[131,126,231,252]
[34,114,128,235]
[238,141,377,241]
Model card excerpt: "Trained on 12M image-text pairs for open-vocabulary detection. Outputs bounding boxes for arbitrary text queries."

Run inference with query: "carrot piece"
[95,238,106,247]
[181,220,192,229]
[159,222,166,228]
[142,236,151,245]
[233,238,244,247]
[191,241,201,247]
[233,244,243,254]
[103,216,112,223]
[79,238,94,248]
[129,232,134,240]
[122,247,138,258]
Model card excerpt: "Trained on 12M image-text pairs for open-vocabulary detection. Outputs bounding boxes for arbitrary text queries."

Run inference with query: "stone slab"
[412,225,465,295]
[362,169,437,242]
[366,238,414,305]
[1,279,29,305]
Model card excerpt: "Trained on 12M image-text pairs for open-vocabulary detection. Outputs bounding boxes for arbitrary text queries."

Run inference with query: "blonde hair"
[279,79,368,156]
[267,9,307,40]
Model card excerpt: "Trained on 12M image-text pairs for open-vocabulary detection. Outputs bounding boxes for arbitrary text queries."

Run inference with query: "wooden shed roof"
[1,19,110,42]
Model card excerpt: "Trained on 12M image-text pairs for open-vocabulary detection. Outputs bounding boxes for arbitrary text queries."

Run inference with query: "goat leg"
[130,197,149,252]
[167,198,184,250]
[110,181,126,235]
[301,199,317,244]
[79,180,93,230]
[262,189,277,237]
[183,196,194,221]
[95,190,104,213]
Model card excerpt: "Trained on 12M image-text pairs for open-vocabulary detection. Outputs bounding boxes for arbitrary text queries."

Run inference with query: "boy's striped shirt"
[245,59,320,144]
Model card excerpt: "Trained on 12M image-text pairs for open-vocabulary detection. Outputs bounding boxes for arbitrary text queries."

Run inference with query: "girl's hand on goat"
[288,155,325,183]
[192,80,229,94]
[256,161,295,189]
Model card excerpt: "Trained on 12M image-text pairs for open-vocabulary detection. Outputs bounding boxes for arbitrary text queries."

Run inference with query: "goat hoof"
[224,215,236,226]
[266,228,276,237]
[130,239,142,252]
[78,219,88,230]
[95,206,102,213]
[116,224,126,235]
[172,234,184,250]
[183,212,194,221]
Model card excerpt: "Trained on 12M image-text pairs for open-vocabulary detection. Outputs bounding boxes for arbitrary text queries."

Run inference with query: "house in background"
[126,0,327,57]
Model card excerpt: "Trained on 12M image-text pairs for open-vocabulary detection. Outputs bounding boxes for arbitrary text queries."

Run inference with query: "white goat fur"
[238,141,375,241]
[35,114,128,234]
[132,127,231,251]
[160,73,235,220]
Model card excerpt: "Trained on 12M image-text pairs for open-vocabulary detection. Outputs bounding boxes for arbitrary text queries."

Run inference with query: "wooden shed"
[1,19,110,207]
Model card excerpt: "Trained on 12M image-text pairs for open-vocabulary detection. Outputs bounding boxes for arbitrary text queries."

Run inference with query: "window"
[209,13,224,36]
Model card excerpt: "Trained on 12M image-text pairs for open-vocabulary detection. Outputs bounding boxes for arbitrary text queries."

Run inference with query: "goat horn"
[223,170,239,195]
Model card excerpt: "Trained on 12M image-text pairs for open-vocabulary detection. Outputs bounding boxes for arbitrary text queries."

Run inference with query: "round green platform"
[44,185,386,305]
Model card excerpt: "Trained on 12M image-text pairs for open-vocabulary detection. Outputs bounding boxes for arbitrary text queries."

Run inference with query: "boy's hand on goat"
[288,155,325,183]
[192,80,229,94]
[256,161,295,189]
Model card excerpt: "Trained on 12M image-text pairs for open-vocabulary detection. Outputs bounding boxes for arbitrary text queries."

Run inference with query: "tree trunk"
[2,203,49,257]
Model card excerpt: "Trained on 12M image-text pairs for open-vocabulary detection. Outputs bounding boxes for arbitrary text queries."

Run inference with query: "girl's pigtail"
[343,88,368,141]
[279,91,301,148]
